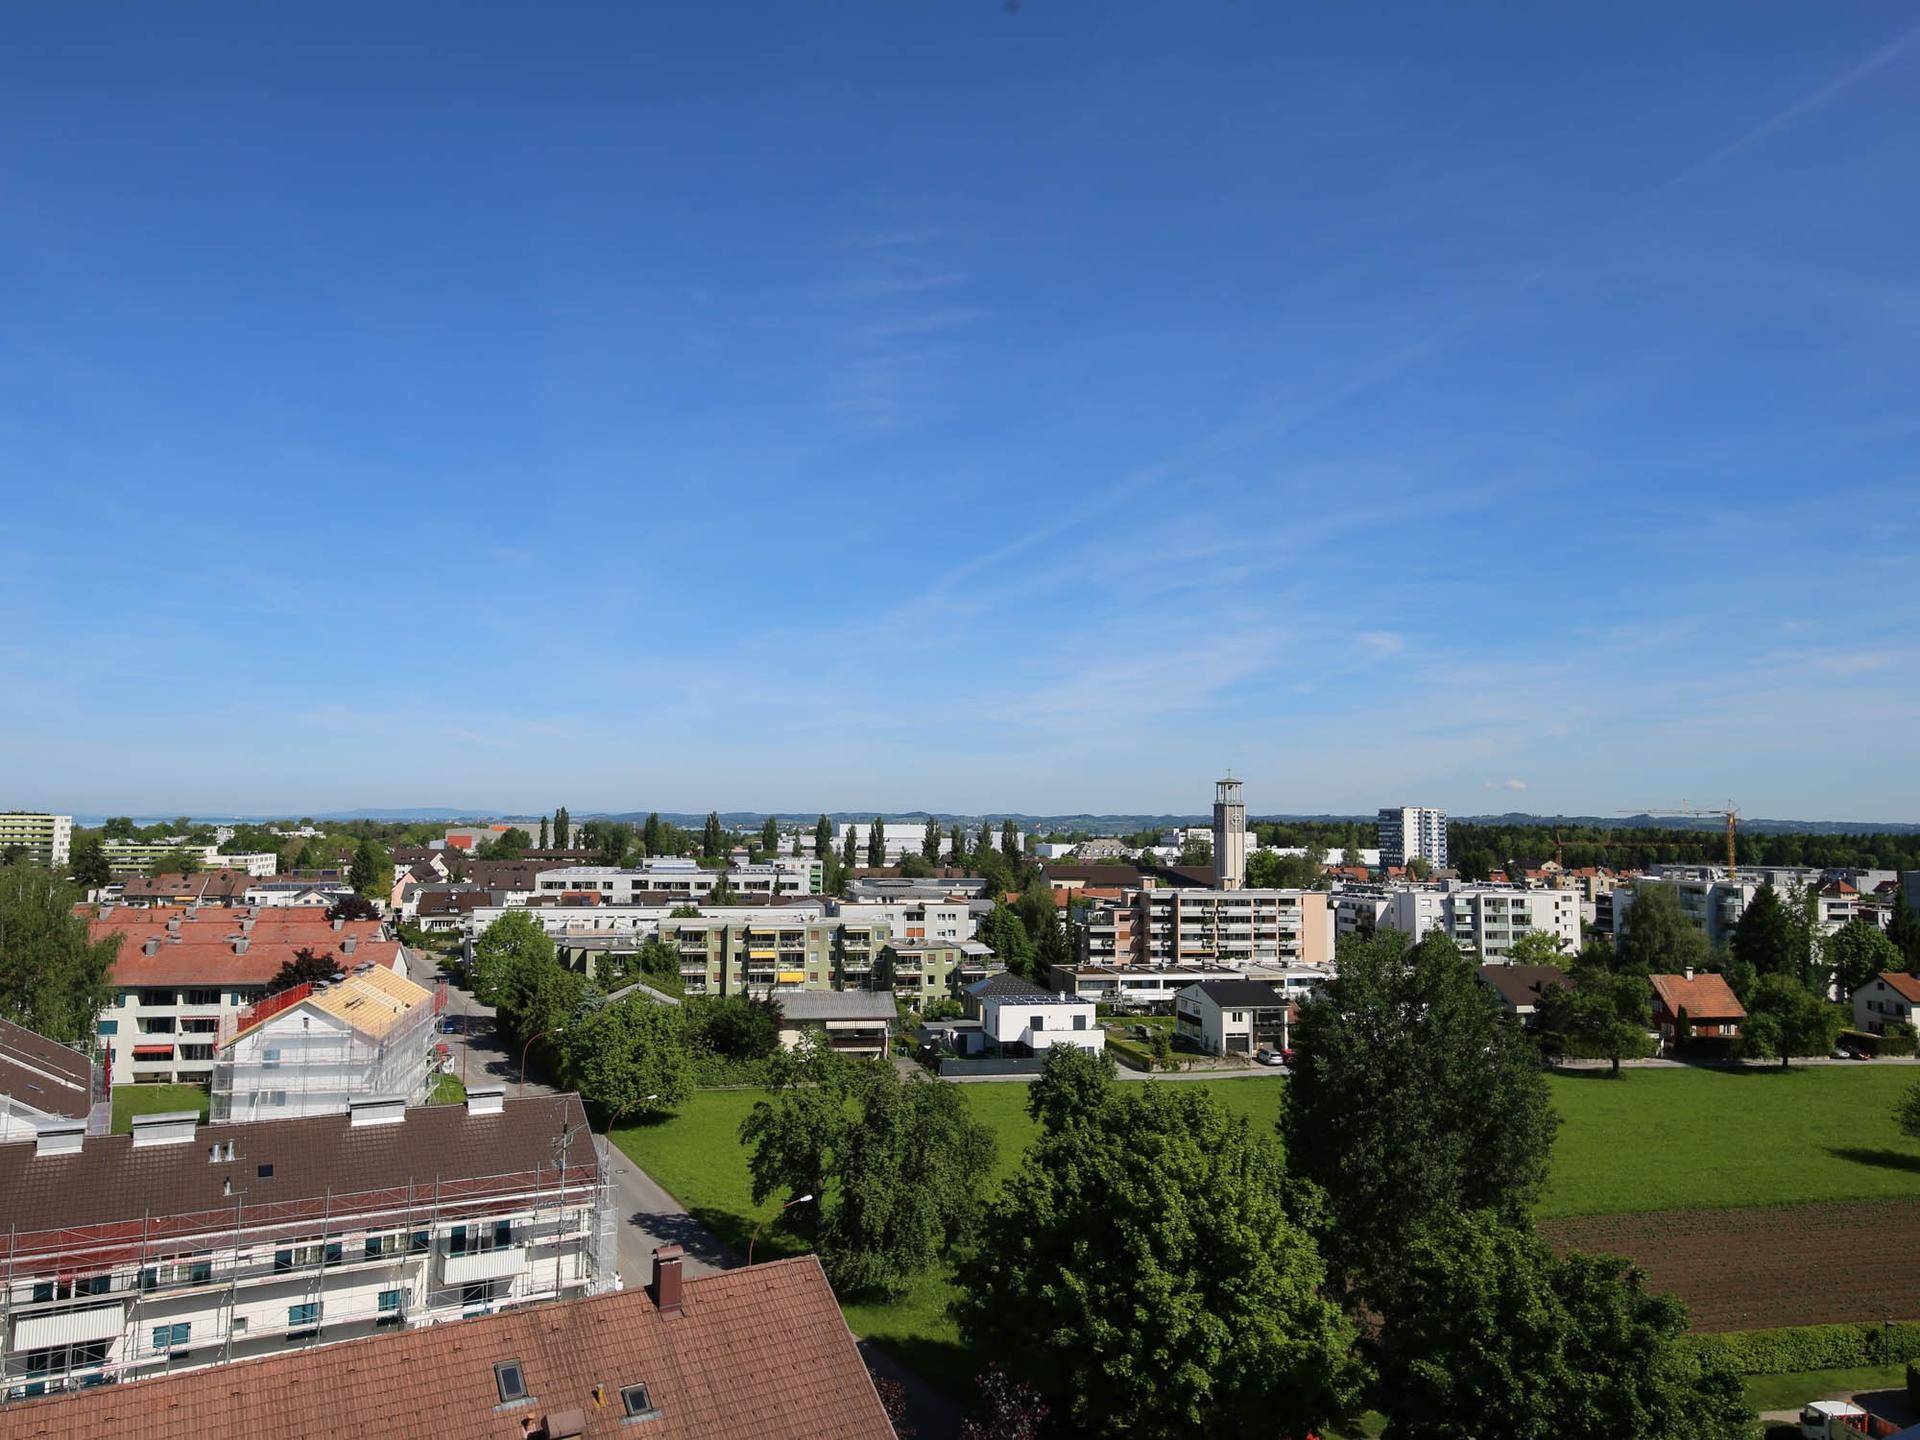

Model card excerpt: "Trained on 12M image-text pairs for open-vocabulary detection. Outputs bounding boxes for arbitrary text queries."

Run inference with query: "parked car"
[1255,1048,1287,1068]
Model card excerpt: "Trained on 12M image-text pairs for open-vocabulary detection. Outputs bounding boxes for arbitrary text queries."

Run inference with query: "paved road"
[438,980,960,1437]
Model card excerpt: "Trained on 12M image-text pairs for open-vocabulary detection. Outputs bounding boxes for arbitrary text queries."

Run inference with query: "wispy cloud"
[1356,630,1406,658]
[1485,778,1530,792]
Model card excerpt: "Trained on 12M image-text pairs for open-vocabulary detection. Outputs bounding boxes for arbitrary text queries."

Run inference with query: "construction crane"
[1619,804,1740,872]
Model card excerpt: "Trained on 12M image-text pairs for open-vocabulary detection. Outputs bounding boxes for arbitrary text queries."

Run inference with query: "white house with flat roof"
[960,974,1101,1056]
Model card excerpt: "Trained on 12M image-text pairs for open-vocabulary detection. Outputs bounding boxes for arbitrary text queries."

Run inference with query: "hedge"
[1684,1321,1920,1376]
[1841,1027,1918,1058]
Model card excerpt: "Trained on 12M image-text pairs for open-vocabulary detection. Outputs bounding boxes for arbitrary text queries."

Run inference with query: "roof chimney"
[650,1244,684,1317]
[131,1111,199,1148]
[538,1412,585,1440]
[332,917,344,932]
[1684,966,1695,982]
[143,938,160,956]
[466,1086,504,1117]
[342,936,357,955]
[233,936,249,955]
[349,1094,406,1128]
[34,1119,85,1158]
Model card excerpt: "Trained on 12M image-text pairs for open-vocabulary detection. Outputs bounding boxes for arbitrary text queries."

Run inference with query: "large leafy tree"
[469,910,557,1009]
[1376,1211,1749,1440]
[976,901,1035,982]
[1729,882,1795,980]
[957,1065,1361,1439]
[553,807,571,848]
[1826,916,1903,998]
[740,1046,994,1298]
[562,997,689,1121]
[1534,963,1652,1076]
[68,836,112,890]
[1738,973,1844,1068]
[1281,927,1558,1304]
[0,867,120,1045]
[1615,884,1710,976]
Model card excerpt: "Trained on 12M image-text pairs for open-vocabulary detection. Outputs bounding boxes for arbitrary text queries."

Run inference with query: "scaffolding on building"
[0,1142,617,1399]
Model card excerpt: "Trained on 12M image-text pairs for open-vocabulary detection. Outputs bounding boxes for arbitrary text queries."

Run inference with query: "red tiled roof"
[0,1257,895,1439]
[1878,972,1920,1004]
[106,937,402,989]
[1649,971,1746,1022]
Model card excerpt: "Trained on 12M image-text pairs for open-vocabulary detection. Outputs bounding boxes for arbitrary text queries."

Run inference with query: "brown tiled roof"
[1649,971,1746,1022]
[0,1255,894,1440]
[0,1018,94,1120]
[0,1094,588,1238]
[1477,963,1570,1009]
[1042,864,1150,886]
[105,937,402,989]
[1877,972,1920,1004]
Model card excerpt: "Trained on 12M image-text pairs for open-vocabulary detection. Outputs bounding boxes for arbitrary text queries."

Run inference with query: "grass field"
[1741,1362,1908,1414]
[611,1066,1920,1396]
[428,1073,467,1104]
[110,1082,209,1133]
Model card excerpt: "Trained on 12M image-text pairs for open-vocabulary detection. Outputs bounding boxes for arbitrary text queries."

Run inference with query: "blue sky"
[3,2,1917,821]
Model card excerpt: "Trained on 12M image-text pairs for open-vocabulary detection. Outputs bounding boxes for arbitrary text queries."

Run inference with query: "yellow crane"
[1619,803,1740,872]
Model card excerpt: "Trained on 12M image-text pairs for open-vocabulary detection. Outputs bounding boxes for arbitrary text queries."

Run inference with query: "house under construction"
[209,965,444,1124]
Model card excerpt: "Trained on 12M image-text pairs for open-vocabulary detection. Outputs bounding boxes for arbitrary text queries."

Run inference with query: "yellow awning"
[776,971,805,984]
[748,949,776,960]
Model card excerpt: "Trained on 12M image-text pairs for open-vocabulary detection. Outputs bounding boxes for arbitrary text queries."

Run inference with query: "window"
[1073,1014,1087,1031]
[274,1243,324,1273]
[377,1289,405,1325]
[257,1163,274,1179]
[366,1232,405,1259]
[150,1323,190,1355]
[620,1382,660,1420]
[184,989,220,1006]
[262,1047,281,1068]
[493,1359,528,1403]
[97,1020,118,1036]
[287,1302,319,1338]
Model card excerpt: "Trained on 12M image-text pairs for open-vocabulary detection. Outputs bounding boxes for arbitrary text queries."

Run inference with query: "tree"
[1375,1211,1749,1440]
[348,838,389,899]
[1000,820,1019,867]
[841,826,858,870]
[0,867,119,1045]
[921,822,943,866]
[562,997,689,1121]
[267,946,342,994]
[593,822,632,868]
[554,807,571,849]
[1247,849,1323,889]
[740,1051,995,1298]
[538,816,550,850]
[645,812,664,858]
[1739,973,1844,1069]
[813,814,832,857]
[961,1366,1049,1440]
[1888,885,1920,969]
[152,848,201,876]
[327,894,380,923]
[760,816,779,854]
[867,817,886,868]
[978,820,994,854]
[683,993,779,1060]
[1729,882,1795,980]
[1178,834,1214,867]
[956,1081,1361,1440]
[1456,848,1497,883]
[482,827,531,860]
[1615,885,1710,976]
[1280,927,1559,1304]
[1023,1042,1117,1133]
[1407,856,1433,881]
[701,812,723,860]
[1535,964,1653,1076]
[976,901,1034,982]
[950,824,967,865]
[68,835,112,890]
[1894,1078,1920,1141]
[1827,916,1903,999]
[470,910,558,1009]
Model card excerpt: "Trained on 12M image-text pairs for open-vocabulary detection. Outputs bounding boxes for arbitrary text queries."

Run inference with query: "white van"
[1800,1399,1866,1438]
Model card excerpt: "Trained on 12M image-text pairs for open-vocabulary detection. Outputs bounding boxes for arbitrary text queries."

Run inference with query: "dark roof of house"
[966,973,1083,1005]
[0,1094,587,1238]
[461,860,551,889]
[0,1255,894,1440]
[0,1018,93,1121]
[775,992,899,1022]
[1188,980,1289,1009]
[1476,963,1571,1009]
[1041,863,1152,885]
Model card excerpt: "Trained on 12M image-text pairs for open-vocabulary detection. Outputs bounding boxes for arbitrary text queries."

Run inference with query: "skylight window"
[494,1359,528,1404]
[620,1383,658,1419]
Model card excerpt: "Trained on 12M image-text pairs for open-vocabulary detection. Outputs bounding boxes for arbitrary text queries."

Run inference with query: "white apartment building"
[1333,885,1580,960]
[835,821,1022,863]
[959,974,1102,1055]
[529,857,821,904]
[0,1093,616,1398]
[1377,807,1448,870]
[210,966,441,1124]
[1127,888,1332,969]
[834,900,973,945]
[96,843,279,879]
[0,814,70,868]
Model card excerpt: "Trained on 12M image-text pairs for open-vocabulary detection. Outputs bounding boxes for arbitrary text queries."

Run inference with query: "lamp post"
[519,1027,564,1097]
[747,1193,814,1266]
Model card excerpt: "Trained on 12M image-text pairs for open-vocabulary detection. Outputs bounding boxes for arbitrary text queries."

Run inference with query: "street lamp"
[747,1193,815,1266]
[519,1027,565,1097]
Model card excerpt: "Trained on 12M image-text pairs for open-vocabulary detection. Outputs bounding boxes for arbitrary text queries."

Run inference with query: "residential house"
[772,992,897,1059]
[1476,963,1571,1026]
[0,1092,615,1399]
[210,965,443,1123]
[957,974,1102,1056]
[1649,970,1745,1045]
[1855,972,1920,1037]
[1172,980,1294,1057]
